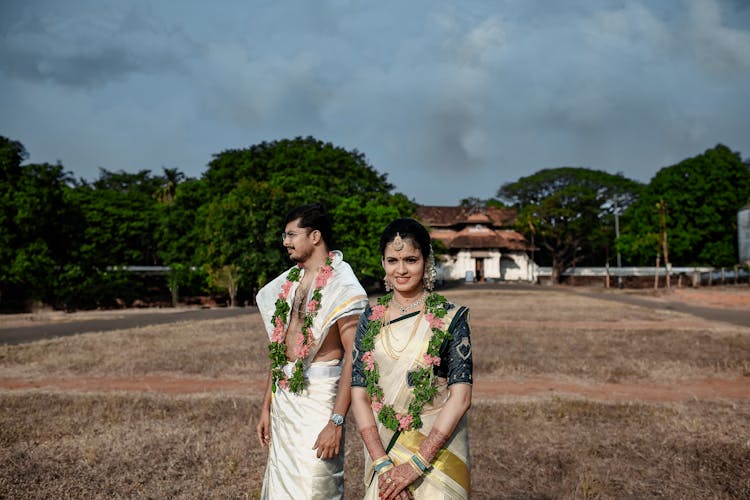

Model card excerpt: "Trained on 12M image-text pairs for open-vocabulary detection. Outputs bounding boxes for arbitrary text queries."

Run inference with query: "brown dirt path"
[2,285,748,402]
[1,375,748,402]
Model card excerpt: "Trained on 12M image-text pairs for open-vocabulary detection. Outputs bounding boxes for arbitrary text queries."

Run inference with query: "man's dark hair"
[379,218,431,261]
[285,203,335,249]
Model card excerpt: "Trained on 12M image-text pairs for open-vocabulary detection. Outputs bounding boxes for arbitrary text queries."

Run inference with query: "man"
[255,203,368,499]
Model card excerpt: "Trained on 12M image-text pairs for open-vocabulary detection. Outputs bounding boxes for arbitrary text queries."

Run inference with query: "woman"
[351,218,473,500]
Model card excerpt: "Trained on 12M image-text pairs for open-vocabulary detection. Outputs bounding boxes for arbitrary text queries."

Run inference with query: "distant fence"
[536,266,750,288]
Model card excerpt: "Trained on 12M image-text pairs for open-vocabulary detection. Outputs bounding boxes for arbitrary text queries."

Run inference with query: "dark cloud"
[0,0,748,205]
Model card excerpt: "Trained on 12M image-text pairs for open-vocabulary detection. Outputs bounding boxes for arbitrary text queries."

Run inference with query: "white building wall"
[437,249,536,282]
[500,252,535,281]
[484,250,502,279]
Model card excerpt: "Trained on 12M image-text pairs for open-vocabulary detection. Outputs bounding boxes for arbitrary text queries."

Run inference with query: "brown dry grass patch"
[2,287,750,498]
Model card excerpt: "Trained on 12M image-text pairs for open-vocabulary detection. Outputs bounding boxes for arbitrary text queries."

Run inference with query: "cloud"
[687,0,750,72]
[0,0,748,205]
[0,1,191,88]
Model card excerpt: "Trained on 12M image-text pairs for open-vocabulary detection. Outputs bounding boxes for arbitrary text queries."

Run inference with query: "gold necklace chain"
[382,309,424,360]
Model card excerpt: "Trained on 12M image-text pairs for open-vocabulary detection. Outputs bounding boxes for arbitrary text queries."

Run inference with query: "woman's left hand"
[378,462,419,500]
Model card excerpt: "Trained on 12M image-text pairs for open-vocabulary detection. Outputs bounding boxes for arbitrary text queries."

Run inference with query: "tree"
[69,171,162,267]
[201,179,289,303]
[0,136,74,309]
[498,167,643,283]
[202,137,414,288]
[153,167,185,205]
[54,169,165,310]
[620,144,750,267]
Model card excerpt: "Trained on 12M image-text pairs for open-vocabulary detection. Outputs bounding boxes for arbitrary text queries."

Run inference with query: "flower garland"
[360,291,451,432]
[268,252,335,394]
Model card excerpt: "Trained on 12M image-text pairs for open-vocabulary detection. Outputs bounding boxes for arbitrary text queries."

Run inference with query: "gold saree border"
[396,430,471,494]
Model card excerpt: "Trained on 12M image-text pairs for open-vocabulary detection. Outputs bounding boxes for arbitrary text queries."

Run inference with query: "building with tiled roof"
[416,206,538,282]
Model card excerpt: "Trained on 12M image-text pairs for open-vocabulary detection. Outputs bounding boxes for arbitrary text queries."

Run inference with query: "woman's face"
[382,238,425,296]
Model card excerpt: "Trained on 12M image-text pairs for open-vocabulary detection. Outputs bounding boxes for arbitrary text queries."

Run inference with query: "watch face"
[331,413,344,426]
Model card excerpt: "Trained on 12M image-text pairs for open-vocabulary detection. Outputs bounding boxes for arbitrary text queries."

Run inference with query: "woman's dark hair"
[285,203,335,248]
[379,218,431,260]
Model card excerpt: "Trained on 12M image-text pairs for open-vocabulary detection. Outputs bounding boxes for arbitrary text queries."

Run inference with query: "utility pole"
[657,199,670,289]
[614,198,623,289]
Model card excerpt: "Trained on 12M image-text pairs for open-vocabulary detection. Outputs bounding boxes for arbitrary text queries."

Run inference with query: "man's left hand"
[312,421,342,459]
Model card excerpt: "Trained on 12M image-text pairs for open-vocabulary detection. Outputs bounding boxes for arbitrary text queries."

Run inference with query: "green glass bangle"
[374,459,394,473]
[411,454,429,473]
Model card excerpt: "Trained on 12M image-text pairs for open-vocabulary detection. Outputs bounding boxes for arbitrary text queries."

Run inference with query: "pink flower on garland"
[307,299,319,313]
[371,396,384,413]
[294,344,310,359]
[396,412,414,431]
[425,312,444,330]
[362,351,376,371]
[314,265,333,288]
[271,317,285,342]
[279,280,294,300]
[278,378,289,390]
[423,353,441,366]
[294,328,313,358]
[368,305,386,321]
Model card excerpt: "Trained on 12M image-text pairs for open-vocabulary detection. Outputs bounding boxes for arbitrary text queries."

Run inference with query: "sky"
[1,0,749,206]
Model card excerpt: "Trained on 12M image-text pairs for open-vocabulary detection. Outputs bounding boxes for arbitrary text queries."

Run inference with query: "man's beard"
[288,246,312,264]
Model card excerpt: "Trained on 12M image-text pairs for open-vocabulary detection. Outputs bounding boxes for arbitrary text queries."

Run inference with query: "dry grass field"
[1,286,749,499]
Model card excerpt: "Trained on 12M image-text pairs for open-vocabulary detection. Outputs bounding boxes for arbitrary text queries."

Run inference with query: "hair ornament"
[392,233,405,251]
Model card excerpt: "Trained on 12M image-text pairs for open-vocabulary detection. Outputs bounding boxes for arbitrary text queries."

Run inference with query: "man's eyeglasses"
[281,230,311,242]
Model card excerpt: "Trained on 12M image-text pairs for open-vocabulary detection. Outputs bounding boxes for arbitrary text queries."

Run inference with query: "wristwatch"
[330,413,345,426]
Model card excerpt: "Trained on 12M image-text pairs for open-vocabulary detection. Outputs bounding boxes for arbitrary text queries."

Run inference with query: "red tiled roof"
[416,205,531,251]
[416,205,517,227]
[434,228,530,251]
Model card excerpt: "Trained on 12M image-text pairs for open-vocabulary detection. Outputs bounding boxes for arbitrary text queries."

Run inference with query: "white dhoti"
[256,251,368,499]
[261,360,345,500]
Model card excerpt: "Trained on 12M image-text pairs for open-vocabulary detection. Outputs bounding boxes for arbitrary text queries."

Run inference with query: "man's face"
[282,218,314,263]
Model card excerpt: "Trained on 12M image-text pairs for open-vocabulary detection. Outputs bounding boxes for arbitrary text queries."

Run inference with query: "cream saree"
[357,306,472,499]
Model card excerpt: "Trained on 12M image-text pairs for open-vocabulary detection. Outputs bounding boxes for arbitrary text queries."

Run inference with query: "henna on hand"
[378,463,419,499]
[419,427,450,463]
[360,425,387,459]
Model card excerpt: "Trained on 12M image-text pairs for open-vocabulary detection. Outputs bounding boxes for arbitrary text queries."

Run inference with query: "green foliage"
[201,179,288,293]
[0,136,73,308]
[53,266,144,310]
[68,179,160,266]
[331,193,415,283]
[206,264,241,307]
[203,137,414,287]
[1,135,415,311]
[157,178,210,266]
[203,136,393,201]
[621,144,750,266]
[498,167,643,282]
